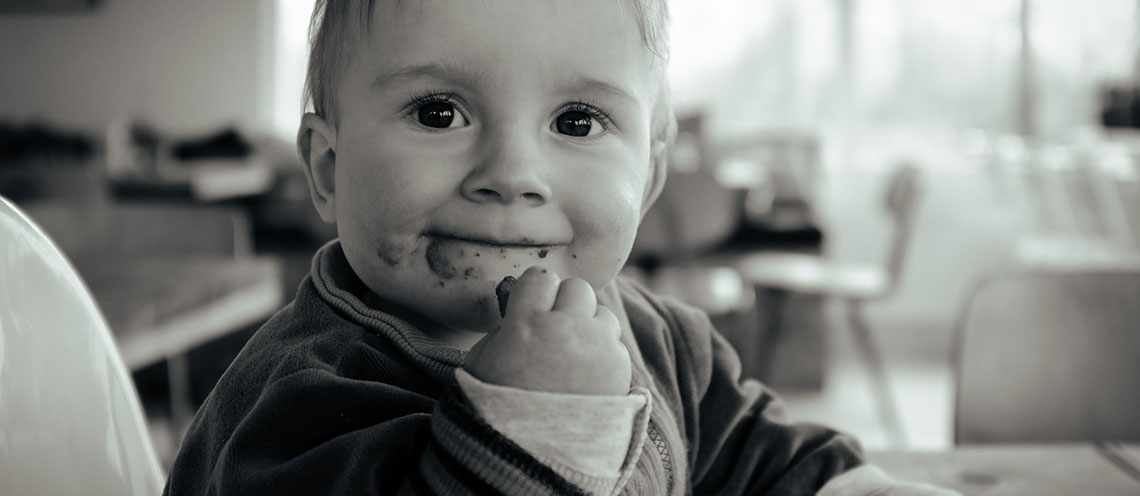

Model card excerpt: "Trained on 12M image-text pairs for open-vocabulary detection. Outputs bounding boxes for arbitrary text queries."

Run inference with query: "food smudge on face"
[426,238,487,281]
[376,246,403,266]
[426,240,459,279]
[495,276,517,317]
[473,294,493,315]
[376,238,425,267]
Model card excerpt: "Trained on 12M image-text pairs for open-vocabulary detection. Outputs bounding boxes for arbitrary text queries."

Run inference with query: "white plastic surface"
[0,196,164,495]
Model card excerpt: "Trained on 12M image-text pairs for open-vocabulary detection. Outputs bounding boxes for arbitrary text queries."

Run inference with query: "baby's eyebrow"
[371,61,485,93]
[559,76,641,108]
[371,62,641,109]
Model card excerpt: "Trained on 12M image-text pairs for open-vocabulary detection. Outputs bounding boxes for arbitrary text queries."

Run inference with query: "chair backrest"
[0,196,164,495]
[953,268,1140,444]
[881,163,923,286]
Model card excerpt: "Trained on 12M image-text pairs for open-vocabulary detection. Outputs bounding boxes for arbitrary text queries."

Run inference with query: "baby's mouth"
[429,233,552,250]
[424,233,563,281]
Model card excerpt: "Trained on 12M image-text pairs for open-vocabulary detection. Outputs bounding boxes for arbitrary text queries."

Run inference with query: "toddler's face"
[307,0,664,337]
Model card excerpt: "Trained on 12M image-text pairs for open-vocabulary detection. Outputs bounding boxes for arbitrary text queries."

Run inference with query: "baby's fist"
[464,267,631,396]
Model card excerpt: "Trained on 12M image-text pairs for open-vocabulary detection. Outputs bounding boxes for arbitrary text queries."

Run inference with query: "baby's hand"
[464,266,631,396]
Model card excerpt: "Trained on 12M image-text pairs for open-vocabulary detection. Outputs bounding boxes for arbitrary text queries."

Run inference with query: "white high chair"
[0,196,164,495]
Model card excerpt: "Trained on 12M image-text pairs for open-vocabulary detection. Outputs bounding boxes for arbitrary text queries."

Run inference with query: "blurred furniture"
[103,122,275,203]
[630,117,831,391]
[0,196,164,495]
[82,256,282,371]
[632,118,825,262]
[18,200,284,440]
[627,116,762,383]
[1011,136,1140,269]
[715,130,822,234]
[21,201,255,261]
[729,162,919,298]
[0,161,109,205]
[632,115,744,261]
[720,163,923,448]
[870,443,1140,495]
[953,268,1140,444]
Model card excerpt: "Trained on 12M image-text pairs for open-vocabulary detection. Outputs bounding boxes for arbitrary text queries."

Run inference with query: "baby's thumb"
[463,333,492,369]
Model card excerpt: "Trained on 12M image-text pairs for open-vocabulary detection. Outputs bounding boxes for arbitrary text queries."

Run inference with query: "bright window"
[271,0,316,140]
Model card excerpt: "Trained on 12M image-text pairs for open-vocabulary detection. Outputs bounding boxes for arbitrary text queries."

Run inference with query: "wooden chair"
[729,162,921,302]
[0,196,164,495]
[954,268,1140,444]
[634,161,922,448]
[725,163,924,448]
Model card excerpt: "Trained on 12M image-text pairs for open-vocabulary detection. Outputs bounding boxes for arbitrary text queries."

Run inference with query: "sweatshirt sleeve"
[164,366,596,495]
[662,299,867,495]
[454,368,651,495]
[413,379,598,494]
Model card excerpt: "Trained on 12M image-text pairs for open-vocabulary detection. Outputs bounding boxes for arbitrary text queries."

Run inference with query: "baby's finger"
[507,266,559,314]
[551,278,597,315]
[594,305,623,341]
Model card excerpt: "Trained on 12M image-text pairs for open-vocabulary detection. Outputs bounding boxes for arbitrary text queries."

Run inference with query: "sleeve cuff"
[818,465,963,496]
[456,369,650,483]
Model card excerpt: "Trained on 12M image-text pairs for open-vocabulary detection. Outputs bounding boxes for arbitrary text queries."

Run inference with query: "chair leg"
[846,300,908,449]
[167,352,194,446]
[756,288,787,383]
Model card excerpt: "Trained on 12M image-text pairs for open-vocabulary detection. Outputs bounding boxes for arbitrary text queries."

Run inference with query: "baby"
[164,0,957,494]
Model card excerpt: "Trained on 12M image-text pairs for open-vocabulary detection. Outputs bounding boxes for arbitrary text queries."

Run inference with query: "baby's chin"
[395,275,505,334]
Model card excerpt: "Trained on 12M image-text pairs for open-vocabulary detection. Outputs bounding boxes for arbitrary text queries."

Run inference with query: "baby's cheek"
[371,234,423,268]
[574,215,642,287]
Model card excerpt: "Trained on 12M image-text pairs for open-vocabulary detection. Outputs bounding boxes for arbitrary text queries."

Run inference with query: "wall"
[0,0,272,134]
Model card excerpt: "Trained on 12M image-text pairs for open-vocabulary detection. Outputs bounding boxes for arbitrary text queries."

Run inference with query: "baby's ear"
[640,138,669,217]
[297,113,338,224]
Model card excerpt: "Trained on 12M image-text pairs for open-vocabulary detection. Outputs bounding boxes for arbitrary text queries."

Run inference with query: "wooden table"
[79,256,283,370]
[17,199,286,441]
[77,255,283,434]
[870,444,1140,495]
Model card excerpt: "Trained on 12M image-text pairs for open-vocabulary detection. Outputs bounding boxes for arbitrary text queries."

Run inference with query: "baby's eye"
[551,102,613,138]
[416,100,468,129]
[554,110,602,138]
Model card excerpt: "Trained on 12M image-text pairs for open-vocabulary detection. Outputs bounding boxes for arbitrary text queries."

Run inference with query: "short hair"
[302,0,676,147]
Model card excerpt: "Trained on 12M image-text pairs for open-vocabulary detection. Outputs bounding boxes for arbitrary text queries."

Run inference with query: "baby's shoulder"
[613,276,715,338]
[611,276,717,367]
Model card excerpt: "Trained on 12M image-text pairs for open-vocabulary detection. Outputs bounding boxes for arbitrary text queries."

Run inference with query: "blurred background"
[2,0,1139,472]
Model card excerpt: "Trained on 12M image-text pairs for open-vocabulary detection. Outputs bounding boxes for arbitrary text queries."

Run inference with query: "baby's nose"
[461,135,552,206]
